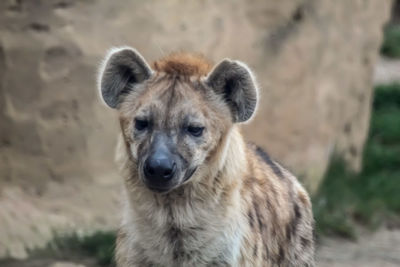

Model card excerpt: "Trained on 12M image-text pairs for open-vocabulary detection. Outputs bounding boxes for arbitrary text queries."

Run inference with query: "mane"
[152,52,213,76]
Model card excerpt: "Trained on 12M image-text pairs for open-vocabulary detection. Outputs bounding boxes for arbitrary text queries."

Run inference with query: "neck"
[219,126,248,180]
[184,125,248,208]
[204,125,248,184]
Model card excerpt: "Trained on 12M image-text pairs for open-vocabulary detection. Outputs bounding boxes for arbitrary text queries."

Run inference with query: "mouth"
[183,167,197,183]
[144,167,198,193]
[147,184,171,193]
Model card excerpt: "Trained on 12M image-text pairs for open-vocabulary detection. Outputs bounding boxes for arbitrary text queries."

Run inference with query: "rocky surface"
[317,228,400,267]
[0,0,392,259]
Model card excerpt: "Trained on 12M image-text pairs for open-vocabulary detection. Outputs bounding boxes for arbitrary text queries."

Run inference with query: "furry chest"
[130,210,243,266]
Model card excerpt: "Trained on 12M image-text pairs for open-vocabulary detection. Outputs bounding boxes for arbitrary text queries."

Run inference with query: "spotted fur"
[99,47,315,266]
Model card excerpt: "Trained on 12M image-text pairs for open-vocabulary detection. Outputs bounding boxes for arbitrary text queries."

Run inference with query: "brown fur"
[152,52,213,76]
[99,47,315,266]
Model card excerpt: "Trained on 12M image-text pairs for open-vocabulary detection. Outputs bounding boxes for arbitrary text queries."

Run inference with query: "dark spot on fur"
[141,259,156,265]
[286,223,292,241]
[253,243,258,257]
[294,203,302,222]
[265,198,277,237]
[242,175,257,191]
[253,196,272,261]
[263,249,269,261]
[168,226,181,240]
[209,259,230,266]
[253,199,264,233]
[248,209,255,229]
[312,227,317,242]
[189,226,204,231]
[287,203,302,240]
[277,246,285,265]
[301,237,311,249]
[168,226,183,260]
[255,146,284,179]
[212,171,223,190]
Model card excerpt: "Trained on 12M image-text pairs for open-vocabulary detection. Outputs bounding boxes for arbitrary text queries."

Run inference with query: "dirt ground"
[317,228,400,267]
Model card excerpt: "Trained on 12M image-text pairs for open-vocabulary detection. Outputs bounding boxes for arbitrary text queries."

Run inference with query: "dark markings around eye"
[187,125,204,137]
[135,118,149,131]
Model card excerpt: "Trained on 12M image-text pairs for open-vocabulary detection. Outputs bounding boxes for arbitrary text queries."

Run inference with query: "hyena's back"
[238,144,314,266]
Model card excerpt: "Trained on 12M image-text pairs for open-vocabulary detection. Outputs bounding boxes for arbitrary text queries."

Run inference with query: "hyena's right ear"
[98,47,153,108]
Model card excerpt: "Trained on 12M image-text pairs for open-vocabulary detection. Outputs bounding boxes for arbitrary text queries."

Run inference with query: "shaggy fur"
[99,47,315,267]
[152,52,213,76]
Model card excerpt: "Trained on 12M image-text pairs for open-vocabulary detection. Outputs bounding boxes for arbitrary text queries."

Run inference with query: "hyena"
[98,47,314,266]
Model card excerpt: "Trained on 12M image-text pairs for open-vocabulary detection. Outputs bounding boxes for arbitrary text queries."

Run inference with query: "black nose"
[144,153,176,183]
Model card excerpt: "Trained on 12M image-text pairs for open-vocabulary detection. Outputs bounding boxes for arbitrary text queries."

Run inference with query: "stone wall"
[0,0,392,258]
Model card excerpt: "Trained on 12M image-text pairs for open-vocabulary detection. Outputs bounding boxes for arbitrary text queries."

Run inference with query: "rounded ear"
[205,59,259,123]
[98,47,152,109]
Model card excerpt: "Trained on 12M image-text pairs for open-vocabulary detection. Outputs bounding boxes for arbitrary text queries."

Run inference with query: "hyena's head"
[99,47,258,193]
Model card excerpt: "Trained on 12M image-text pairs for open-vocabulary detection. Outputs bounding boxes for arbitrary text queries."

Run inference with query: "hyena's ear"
[98,47,152,108]
[206,59,258,122]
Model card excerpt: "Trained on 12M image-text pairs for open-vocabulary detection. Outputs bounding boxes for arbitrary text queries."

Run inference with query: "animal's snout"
[144,152,177,183]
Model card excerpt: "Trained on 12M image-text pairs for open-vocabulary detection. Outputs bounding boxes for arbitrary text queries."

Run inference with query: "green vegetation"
[381,24,400,58]
[313,83,400,238]
[0,231,117,267]
[35,231,116,266]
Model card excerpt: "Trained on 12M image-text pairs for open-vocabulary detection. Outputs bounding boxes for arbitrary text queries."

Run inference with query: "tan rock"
[0,0,392,259]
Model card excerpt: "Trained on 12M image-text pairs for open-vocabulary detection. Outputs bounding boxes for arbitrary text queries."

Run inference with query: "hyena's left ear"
[206,59,258,123]
[98,47,153,109]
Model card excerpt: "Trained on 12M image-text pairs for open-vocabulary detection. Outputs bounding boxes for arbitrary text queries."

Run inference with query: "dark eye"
[135,119,149,131]
[187,125,204,137]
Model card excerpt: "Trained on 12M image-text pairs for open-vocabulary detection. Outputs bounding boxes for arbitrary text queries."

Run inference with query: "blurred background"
[0,0,399,266]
